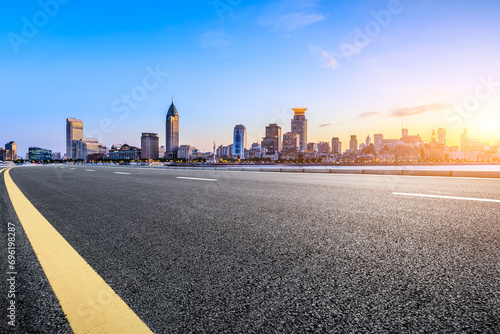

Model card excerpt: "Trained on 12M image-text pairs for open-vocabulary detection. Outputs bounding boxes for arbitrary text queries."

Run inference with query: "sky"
[1,0,500,156]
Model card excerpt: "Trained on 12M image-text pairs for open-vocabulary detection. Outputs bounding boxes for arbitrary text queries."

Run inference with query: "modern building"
[291,108,308,151]
[108,144,141,160]
[5,141,17,160]
[177,145,194,160]
[261,123,282,154]
[232,124,247,159]
[366,135,372,147]
[141,133,159,160]
[317,141,330,153]
[374,134,383,151]
[437,128,446,146]
[0,147,5,161]
[282,132,300,156]
[306,142,318,152]
[52,152,62,160]
[28,147,52,162]
[349,135,358,153]
[159,146,166,159]
[331,137,342,155]
[75,138,106,161]
[66,118,83,160]
[165,101,179,157]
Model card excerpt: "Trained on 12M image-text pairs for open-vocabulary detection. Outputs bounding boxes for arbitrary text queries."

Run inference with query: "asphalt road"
[1,165,499,333]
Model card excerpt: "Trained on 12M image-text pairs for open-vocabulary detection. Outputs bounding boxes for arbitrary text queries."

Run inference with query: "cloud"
[318,123,331,127]
[357,103,450,120]
[257,0,325,32]
[389,103,450,117]
[358,111,383,119]
[309,45,337,69]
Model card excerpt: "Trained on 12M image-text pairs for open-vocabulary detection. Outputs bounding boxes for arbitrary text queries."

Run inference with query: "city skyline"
[2,1,500,156]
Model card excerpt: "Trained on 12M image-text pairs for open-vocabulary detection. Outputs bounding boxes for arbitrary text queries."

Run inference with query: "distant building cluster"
[4,100,500,164]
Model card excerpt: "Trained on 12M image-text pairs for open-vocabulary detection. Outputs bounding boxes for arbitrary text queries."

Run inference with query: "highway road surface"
[1,165,499,333]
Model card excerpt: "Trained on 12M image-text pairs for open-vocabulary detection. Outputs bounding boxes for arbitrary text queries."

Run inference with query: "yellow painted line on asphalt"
[3,168,153,334]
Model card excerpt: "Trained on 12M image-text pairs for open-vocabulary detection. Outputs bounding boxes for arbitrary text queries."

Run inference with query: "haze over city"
[2,0,500,157]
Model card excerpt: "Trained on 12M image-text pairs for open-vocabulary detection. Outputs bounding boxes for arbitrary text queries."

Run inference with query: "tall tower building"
[165,100,179,155]
[141,133,159,160]
[291,108,307,151]
[350,135,358,153]
[365,135,371,147]
[374,134,383,151]
[437,128,446,146]
[66,118,83,160]
[5,141,17,160]
[332,137,342,155]
[261,123,282,154]
[431,129,437,143]
[232,124,247,159]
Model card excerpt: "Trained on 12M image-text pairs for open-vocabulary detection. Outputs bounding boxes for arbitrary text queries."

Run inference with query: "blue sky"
[2,0,500,156]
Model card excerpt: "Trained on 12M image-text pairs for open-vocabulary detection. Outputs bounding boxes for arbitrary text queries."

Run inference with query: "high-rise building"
[402,128,409,138]
[437,128,446,146]
[66,118,83,160]
[374,134,383,151]
[261,123,282,154]
[460,129,469,152]
[431,129,437,143]
[159,146,166,159]
[291,108,307,151]
[349,135,358,153]
[331,137,342,154]
[232,124,247,159]
[165,100,179,156]
[366,135,371,147]
[5,141,17,160]
[282,132,300,155]
[141,133,159,160]
[0,147,6,161]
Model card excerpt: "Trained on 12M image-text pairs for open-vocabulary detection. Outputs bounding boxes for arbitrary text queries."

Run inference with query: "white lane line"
[86,169,95,172]
[114,172,131,175]
[176,177,217,182]
[392,192,500,203]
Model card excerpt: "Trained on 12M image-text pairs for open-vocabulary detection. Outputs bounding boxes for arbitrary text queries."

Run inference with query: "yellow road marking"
[4,168,153,334]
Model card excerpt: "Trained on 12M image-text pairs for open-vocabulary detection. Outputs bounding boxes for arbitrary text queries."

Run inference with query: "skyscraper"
[282,132,300,156]
[366,135,371,147]
[261,123,282,154]
[291,108,307,151]
[141,133,159,160]
[374,134,383,151]
[350,135,358,153]
[331,137,342,155]
[437,128,446,146]
[66,118,83,160]
[232,124,247,159]
[5,141,17,160]
[165,100,179,156]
